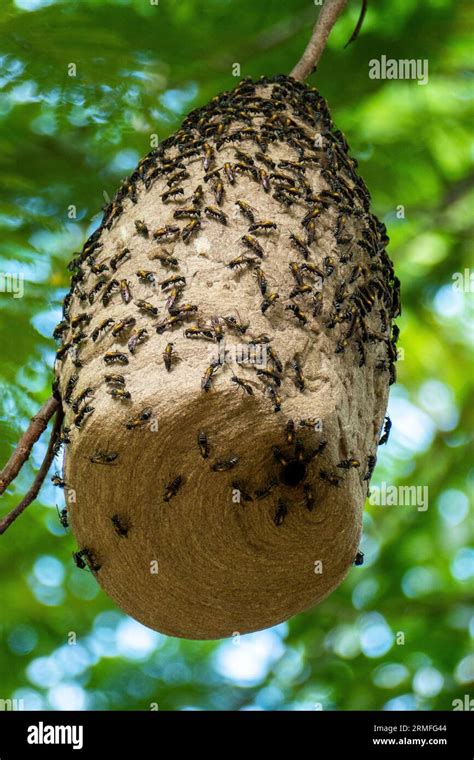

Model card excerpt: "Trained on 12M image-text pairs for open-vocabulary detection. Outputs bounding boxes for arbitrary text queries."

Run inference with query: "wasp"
[286,419,295,445]
[51,473,66,488]
[235,162,258,181]
[104,374,125,387]
[379,416,392,446]
[70,347,83,368]
[227,254,256,270]
[279,160,306,175]
[305,441,327,461]
[163,342,176,371]
[72,550,87,570]
[289,262,304,285]
[111,514,129,537]
[254,152,275,169]
[174,207,201,220]
[289,284,312,299]
[104,352,129,365]
[162,187,184,203]
[247,334,271,345]
[134,300,158,317]
[102,279,120,307]
[112,317,136,338]
[203,142,214,171]
[289,232,311,260]
[168,303,197,317]
[337,458,360,469]
[258,167,271,192]
[363,455,376,481]
[110,249,130,271]
[64,373,79,404]
[270,170,296,186]
[254,476,277,500]
[56,505,69,528]
[254,267,268,296]
[164,285,183,312]
[108,388,131,401]
[286,304,308,326]
[155,315,183,334]
[319,470,341,487]
[231,375,254,395]
[273,499,288,526]
[249,221,277,236]
[134,219,149,238]
[204,205,227,225]
[272,446,288,466]
[261,292,279,314]
[324,256,335,276]
[153,225,181,242]
[289,356,305,391]
[166,169,189,187]
[234,149,254,165]
[88,278,107,304]
[90,450,119,464]
[198,430,210,458]
[201,360,220,391]
[136,270,156,286]
[72,387,94,414]
[91,318,114,342]
[231,480,253,502]
[71,329,88,347]
[257,368,282,387]
[191,184,203,207]
[222,315,249,334]
[160,275,186,291]
[353,551,364,566]
[73,548,101,573]
[306,219,318,245]
[126,407,153,429]
[267,346,283,373]
[211,178,224,205]
[163,475,183,502]
[235,200,256,223]
[223,162,235,185]
[53,320,69,341]
[301,261,325,279]
[71,313,92,330]
[128,328,149,355]
[242,234,264,258]
[74,405,95,428]
[355,340,366,368]
[211,456,239,472]
[266,384,281,412]
[151,251,179,269]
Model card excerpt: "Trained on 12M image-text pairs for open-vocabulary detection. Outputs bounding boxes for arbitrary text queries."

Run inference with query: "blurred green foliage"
[0,0,473,711]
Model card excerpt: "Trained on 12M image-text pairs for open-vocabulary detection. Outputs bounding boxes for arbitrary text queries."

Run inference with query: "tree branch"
[290,0,348,82]
[0,404,64,535]
[0,396,59,496]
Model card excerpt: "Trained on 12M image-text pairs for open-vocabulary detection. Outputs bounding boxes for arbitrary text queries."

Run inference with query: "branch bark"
[0,404,64,535]
[290,0,348,82]
[0,396,59,496]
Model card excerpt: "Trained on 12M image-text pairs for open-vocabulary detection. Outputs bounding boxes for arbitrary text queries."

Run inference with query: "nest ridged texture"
[53,75,399,639]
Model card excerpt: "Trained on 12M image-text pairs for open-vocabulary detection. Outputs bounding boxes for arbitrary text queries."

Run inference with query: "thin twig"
[290,0,348,82]
[0,396,59,496]
[0,405,64,535]
[344,0,368,48]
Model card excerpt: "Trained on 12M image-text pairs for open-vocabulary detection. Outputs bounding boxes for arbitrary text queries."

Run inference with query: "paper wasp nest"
[54,76,399,639]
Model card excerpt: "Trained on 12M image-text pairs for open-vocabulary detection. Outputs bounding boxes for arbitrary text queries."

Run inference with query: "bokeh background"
[0,0,473,711]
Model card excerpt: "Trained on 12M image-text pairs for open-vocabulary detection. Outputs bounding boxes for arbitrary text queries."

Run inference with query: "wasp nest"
[53,75,399,639]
